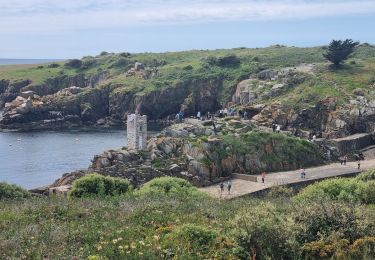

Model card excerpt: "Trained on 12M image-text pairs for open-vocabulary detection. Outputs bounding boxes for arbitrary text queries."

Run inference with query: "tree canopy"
[323,39,359,67]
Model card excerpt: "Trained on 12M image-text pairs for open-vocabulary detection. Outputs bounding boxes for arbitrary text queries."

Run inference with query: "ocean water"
[0,59,63,65]
[0,130,128,189]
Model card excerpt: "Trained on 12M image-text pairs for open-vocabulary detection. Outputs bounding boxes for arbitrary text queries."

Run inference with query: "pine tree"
[323,39,359,67]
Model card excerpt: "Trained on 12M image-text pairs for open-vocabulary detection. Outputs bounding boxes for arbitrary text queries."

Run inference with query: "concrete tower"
[127,114,147,150]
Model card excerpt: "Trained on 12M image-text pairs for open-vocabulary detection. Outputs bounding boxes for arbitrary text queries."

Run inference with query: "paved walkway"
[199,159,375,199]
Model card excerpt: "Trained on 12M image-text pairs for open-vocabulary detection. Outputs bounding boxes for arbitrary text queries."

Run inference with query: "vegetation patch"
[0,182,30,200]
[68,173,132,198]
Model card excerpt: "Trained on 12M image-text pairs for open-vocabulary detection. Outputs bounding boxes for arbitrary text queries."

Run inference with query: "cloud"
[1,0,374,34]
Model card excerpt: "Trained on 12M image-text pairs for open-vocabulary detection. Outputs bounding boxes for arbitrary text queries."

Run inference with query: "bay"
[0,130,128,189]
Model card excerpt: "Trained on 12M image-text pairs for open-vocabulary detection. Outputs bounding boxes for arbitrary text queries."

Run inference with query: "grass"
[0,184,374,259]
[1,44,374,116]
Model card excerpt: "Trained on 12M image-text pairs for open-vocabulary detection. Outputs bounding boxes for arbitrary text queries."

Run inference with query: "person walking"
[219,182,224,194]
[227,181,232,195]
[300,168,306,179]
[197,111,201,120]
[357,160,361,170]
[276,125,281,133]
[224,108,228,117]
[343,155,348,165]
[272,124,276,132]
[261,172,266,183]
[244,111,248,120]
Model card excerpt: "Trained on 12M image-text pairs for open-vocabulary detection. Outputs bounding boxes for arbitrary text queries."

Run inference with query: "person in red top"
[261,172,266,183]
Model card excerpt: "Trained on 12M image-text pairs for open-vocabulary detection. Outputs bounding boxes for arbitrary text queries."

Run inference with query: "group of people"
[175,111,184,123]
[219,181,232,196]
[271,124,281,133]
[176,107,250,123]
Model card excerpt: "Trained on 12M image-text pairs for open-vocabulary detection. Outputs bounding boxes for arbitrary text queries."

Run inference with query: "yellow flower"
[112,239,118,244]
[153,235,160,241]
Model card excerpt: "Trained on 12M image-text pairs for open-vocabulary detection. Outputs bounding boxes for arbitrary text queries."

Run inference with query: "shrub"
[178,224,217,248]
[68,174,132,198]
[231,202,298,259]
[163,223,235,258]
[81,58,97,69]
[266,185,294,199]
[182,65,193,70]
[111,58,131,68]
[302,236,375,259]
[47,63,60,68]
[294,178,373,204]
[119,52,131,57]
[356,170,375,181]
[0,182,30,199]
[217,54,241,67]
[292,201,373,244]
[137,177,204,197]
[64,59,82,69]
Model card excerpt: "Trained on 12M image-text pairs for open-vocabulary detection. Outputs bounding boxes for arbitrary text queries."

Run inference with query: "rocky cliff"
[46,118,324,191]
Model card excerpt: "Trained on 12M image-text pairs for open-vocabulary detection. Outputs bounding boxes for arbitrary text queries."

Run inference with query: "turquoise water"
[0,130,127,189]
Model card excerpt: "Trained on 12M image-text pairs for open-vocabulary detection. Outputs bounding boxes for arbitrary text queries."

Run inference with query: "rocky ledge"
[40,118,338,195]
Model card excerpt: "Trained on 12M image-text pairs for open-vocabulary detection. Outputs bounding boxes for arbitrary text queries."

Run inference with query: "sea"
[0,129,128,189]
[0,59,63,66]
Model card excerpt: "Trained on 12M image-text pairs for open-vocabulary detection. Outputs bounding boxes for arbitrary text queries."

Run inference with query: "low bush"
[68,174,132,198]
[266,185,294,199]
[137,177,205,197]
[47,63,60,68]
[64,59,82,69]
[302,236,375,259]
[292,201,374,244]
[356,169,375,181]
[294,178,374,204]
[0,182,30,199]
[232,202,298,259]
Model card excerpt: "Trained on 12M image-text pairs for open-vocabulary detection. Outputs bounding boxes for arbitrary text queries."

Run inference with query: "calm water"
[0,59,63,65]
[0,130,128,189]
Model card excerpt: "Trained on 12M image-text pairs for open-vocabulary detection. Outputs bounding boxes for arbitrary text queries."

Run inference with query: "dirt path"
[199,159,375,199]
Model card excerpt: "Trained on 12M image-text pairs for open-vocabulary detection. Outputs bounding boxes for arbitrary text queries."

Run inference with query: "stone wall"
[328,133,374,155]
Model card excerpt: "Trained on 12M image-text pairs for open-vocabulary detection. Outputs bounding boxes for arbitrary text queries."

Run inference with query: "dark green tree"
[323,39,359,67]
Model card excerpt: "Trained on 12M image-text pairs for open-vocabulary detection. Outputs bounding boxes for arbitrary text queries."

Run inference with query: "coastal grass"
[0,184,374,259]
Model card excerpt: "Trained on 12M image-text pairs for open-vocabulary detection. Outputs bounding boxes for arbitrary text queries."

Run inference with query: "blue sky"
[0,0,374,59]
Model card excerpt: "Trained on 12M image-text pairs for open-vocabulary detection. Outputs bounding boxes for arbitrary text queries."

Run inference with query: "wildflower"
[80,247,83,251]
[139,240,145,246]
[153,235,160,241]
[139,252,143,255]
[97,245,102,251]
[118,237,123,241]
[131,244,136,249]
[119,245,123,249]
[112,239,118,244]
[124,245,129,249]
[157,246,162,250]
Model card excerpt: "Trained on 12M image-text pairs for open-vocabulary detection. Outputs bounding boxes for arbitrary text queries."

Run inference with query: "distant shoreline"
[0,58,64,66]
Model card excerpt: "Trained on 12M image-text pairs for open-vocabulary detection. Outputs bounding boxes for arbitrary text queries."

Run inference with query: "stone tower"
[127,114,147,150]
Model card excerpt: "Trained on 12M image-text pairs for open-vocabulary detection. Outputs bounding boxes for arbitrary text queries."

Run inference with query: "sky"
[0,0,374,59]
